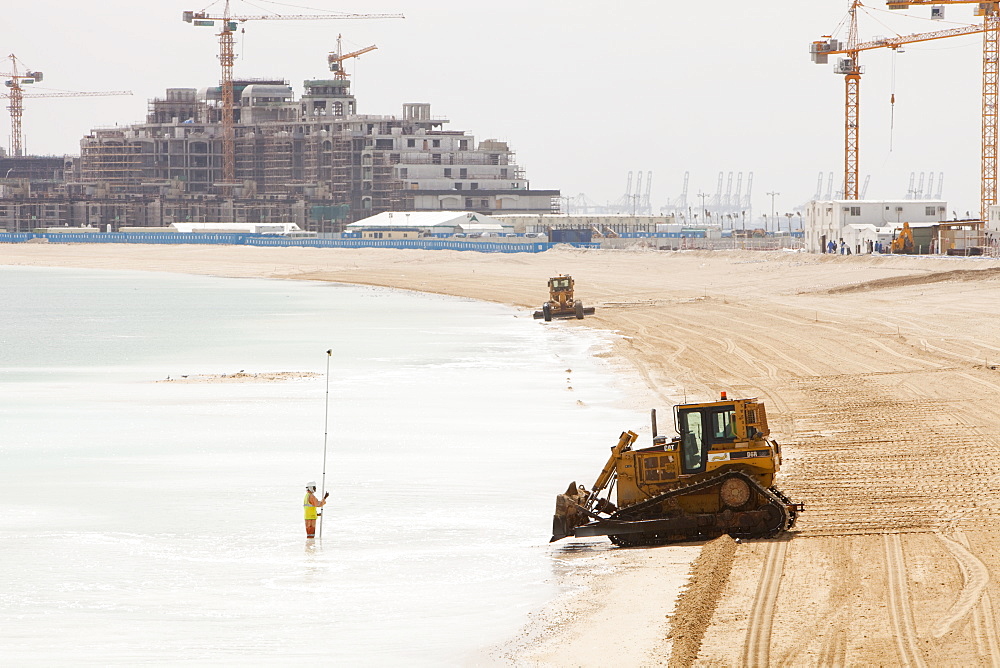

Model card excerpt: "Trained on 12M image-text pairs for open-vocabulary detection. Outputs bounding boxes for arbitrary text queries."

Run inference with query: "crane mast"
[1,53,131,157]
[812,3,984,202]
[221,4,236,191]
[2,54,41,157]
[183,3,403,192]
[985,7,999,220]
[846,1,862,200]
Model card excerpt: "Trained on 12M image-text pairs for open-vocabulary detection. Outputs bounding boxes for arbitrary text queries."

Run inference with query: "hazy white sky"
[2,1,990,220]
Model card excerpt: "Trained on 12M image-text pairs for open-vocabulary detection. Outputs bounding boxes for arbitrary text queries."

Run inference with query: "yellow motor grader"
[532,274,596,321]
[550,393,803,546]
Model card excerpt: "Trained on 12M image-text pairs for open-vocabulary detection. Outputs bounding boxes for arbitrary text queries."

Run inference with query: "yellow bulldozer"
[532,274,596,321]
[550,393,803,546]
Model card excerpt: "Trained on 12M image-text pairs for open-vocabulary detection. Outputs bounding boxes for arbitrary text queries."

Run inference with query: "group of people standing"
[825,238,885,254]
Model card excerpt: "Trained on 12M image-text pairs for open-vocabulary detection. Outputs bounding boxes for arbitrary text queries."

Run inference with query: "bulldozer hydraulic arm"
[591,431,638,495]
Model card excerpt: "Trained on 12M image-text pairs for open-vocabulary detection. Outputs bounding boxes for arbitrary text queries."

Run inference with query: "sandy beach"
[6,242,1000,666]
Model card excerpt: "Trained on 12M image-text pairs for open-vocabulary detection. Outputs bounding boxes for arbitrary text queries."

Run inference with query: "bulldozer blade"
[536,310,590,320]
[574,517,698,538]
[550,515,572,543]
[551,481,588,542]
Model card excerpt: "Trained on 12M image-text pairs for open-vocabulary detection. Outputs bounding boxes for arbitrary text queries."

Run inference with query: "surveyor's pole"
[319,348,332,539]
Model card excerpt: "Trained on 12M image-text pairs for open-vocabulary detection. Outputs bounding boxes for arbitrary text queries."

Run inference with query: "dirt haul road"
[5,244,1000,665]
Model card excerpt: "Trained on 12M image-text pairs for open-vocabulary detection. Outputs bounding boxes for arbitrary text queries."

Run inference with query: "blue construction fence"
[607,230,804,239]
[0,232,600,253]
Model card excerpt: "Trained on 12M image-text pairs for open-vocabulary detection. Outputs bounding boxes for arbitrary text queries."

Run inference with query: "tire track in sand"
[817,626,848,668]
[950,531,1000,665]
[884,533,927,668]
[607,310,718,405]
[741,540,788,667]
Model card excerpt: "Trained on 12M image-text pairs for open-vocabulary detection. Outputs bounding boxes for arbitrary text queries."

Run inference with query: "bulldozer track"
[608,471,795,546]
[884,533,927,668]
[741,539,788,668]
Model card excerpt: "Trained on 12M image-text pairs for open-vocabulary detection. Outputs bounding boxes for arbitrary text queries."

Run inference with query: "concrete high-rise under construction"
[0,63,558,232]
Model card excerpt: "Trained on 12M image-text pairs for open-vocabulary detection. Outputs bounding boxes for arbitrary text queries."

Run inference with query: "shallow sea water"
[0,266,640,665]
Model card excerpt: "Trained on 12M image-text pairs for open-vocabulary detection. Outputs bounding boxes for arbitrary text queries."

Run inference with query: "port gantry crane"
[885,1,998,219]
[811,1,983,201]
[1,54,131,157]
[183,2,403,193]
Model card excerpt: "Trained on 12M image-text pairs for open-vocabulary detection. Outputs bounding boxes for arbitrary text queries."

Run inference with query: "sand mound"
[826,266,1000,294]
[157,371,320,383]
[668,535,737,668]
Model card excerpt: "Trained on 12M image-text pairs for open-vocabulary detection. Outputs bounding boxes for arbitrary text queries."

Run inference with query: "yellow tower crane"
[886,1,998,220]
[182,2,403,193]
[811,2,983,200]
[328,35,377,81]
[1,54,131,157]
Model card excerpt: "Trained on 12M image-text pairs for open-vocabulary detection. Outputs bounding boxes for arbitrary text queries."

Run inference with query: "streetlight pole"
[697,192,710,226]
[559,195,572,215]
[766,191,780,232]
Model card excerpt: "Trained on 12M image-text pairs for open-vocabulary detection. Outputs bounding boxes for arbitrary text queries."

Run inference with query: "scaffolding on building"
[79,131,142,192]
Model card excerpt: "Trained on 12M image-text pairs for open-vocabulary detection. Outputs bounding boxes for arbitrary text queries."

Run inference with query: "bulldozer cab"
[675,398,765,475]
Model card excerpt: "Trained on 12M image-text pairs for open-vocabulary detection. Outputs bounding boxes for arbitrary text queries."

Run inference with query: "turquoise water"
[0,266,637,665]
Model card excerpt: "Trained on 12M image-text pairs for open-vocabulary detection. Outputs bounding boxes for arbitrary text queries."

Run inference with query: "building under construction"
[0,63,558,232]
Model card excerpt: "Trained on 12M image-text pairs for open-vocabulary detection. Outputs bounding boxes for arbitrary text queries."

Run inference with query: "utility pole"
[767,191,780,232]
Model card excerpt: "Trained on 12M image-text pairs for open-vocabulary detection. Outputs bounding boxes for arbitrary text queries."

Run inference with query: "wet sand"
[6,243,1000,666]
